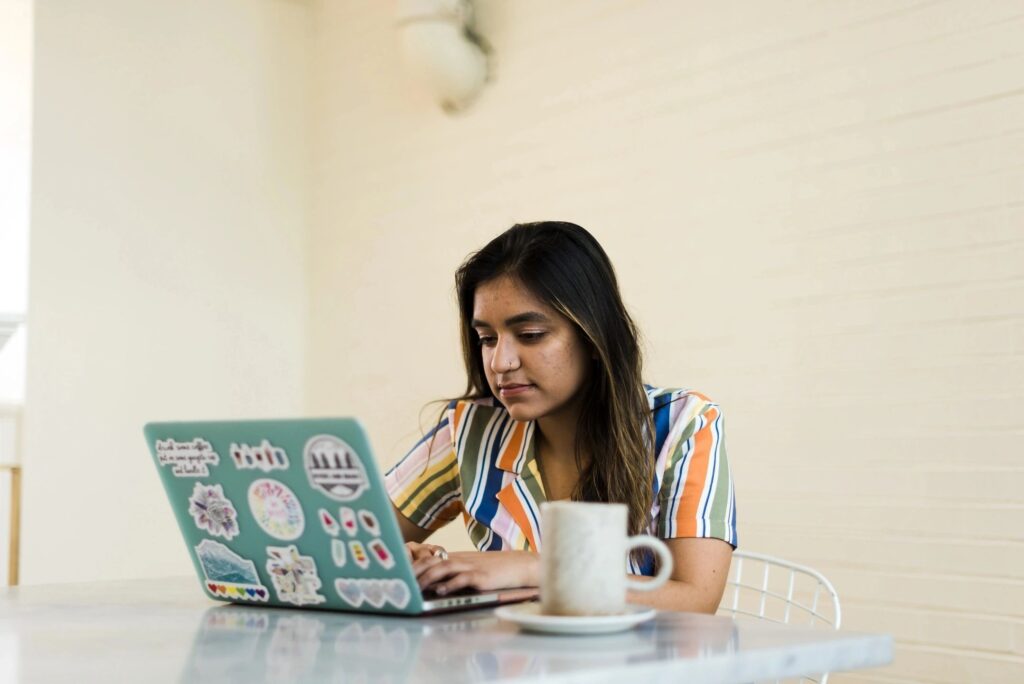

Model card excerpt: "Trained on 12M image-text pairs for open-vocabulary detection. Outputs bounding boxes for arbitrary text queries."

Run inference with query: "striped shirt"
[384,386,737,575]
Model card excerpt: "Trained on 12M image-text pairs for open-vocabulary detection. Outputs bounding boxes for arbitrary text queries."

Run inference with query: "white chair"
[717,550,841,683]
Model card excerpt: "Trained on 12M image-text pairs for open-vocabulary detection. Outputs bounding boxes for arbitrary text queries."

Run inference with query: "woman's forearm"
[626,576,724,614]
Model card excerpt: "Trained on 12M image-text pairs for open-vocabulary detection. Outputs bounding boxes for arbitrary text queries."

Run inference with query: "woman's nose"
[490,337,520,373]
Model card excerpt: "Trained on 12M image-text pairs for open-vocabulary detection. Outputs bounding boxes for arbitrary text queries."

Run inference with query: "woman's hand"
[413,550,540,596]
[404,541,449,563]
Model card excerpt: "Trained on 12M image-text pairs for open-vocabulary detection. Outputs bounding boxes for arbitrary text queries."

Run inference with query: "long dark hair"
[454,222,654,539]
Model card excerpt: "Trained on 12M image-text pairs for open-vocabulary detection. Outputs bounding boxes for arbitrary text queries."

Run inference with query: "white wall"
[0,0,33,407]
[306,1,1023,682]
[22,0,312,584]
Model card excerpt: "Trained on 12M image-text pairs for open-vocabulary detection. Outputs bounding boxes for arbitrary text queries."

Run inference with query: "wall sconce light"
[396,0,493,114]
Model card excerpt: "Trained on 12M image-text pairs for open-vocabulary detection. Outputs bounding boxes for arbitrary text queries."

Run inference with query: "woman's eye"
[519,331,546,342]
[477,335,496,347]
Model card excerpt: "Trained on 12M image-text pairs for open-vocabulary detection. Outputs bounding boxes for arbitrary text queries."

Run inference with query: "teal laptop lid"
[144,418,427,614]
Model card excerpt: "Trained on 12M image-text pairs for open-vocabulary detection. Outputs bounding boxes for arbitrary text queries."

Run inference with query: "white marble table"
[0,578,891,683]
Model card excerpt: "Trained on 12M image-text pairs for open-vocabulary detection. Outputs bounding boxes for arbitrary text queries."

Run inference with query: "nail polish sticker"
[331,539,347,567]
[194,539,268,602]
[339,507,358,537]
[248,479,304,541]
[367,539,394,570]
[335,579,363,608]
[362,580,385,608]
[384,580,411,609]
[358,510,380,537]
[188,483,240,540]
[230,440,289,472]
[156,438,220,477]
[319,509,340,537]
[266,545,326,606]
[304,435,369,501]
[349,540,369,570]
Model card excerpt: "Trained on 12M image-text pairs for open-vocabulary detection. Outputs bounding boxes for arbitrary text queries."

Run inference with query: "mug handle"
[623,535,673,592]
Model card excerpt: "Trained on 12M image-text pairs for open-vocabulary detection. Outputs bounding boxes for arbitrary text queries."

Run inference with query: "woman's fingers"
[404,542,447,563]
[431,571,479,596]
[415,558,471,590]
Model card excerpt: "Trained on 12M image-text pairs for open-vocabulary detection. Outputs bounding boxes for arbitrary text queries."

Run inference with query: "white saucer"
[494,603,656,635]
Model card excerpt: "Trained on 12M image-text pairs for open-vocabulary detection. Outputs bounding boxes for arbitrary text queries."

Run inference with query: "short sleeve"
[656,402,737,547]
[384,415,463,532]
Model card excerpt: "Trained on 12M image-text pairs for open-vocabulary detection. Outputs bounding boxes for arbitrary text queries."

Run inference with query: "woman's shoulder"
[644,385,720,420]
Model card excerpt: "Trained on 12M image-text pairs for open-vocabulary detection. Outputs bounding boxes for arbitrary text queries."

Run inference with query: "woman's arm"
[627,537,733,613]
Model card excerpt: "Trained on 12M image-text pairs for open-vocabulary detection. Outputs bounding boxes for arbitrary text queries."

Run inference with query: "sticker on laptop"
[155,438,220,477]
[362,580,385,608]
[231,440,289,472]
[266,545,326,606]
[188,482,240,540]
[304,435,369,501]
[358,510,380,536]
[334,579,411,610]
[195,539,268,602]
[384,580,411,609]
[331,539,347,567]
[248,479,305,540]
[335,578,363,608]
[339,507,358,537]
[319,509,340,537]
[367,539,395,569]
[349,540,370,570]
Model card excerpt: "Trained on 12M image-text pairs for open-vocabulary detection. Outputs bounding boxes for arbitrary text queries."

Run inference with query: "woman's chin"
[502,403,539,423]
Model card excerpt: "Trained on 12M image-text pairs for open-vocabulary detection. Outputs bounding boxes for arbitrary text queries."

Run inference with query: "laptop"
[143,418,538,615]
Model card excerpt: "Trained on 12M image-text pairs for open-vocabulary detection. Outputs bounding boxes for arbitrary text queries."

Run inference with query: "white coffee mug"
[540,501,673,616]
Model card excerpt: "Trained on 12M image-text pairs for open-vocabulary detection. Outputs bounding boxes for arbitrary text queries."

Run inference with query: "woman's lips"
[499,384,534,398]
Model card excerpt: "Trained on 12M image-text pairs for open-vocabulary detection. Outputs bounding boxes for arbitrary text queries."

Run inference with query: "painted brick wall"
[307,2,1024,680]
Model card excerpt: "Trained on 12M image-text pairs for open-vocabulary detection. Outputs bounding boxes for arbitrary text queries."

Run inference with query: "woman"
[384,221,736,613]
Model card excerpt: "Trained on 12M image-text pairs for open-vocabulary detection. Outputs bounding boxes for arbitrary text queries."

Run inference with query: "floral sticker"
[266,545,326,606]
[248,479,305,541]
[188,483,240,540]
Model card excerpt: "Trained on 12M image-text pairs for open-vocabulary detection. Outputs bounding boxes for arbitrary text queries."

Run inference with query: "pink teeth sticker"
[230,440,289,472]
[155,438,220,477]
[331,539,347,567]
[339,507,358,538]
[188,483,240,540]
[367,539,394,570]
[319,509,340,537]
[303,434,369,501]
[349,541,370,570]
[357,510,380,536]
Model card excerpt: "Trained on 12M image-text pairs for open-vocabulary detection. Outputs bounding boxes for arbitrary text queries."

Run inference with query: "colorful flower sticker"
[266,545,326,606]
[188,483,240,540]
[248,479,305,541]
[155,438,220,477]
[230,440,289,472]
[303,435,369,501]
[194,539,268,602]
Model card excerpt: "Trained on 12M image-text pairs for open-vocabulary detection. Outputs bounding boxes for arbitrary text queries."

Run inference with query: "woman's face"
[471,276,593,424]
